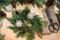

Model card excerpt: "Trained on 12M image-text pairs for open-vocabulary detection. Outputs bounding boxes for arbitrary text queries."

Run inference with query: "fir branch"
[7,18,16,24]
[0,0,10,9]
[8,26,20,33]
[26,32,35,40]
[7,7,46,40]
[16,30,25,38]
[56,9,60,16]
[0,34,5,40]
[13,0,46,8]
[0,0,10,6]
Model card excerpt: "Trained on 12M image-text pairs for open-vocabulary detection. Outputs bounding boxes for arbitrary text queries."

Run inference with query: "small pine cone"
[26,0,34,3]
[11,2,16,8]
[10,0,16,8]
[45,0,55,7]
[0,10,6,17]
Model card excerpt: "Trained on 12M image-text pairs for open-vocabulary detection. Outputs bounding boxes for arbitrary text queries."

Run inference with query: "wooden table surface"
[0,4,60,40]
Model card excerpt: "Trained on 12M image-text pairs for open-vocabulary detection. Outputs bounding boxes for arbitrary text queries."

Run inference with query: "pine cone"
[45,0,55,7]
[10,0,16,8]
[26,0,34,3]
[0,10,6,17]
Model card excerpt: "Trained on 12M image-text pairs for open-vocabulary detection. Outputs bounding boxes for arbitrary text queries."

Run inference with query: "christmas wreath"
[7,7,46,40]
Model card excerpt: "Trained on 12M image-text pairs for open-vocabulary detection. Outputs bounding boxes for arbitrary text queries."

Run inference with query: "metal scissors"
[45,8,59,33]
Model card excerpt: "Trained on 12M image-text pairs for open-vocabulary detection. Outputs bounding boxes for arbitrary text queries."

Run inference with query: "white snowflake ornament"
[27,12,36,19]
[15,20,23,27]
[6,4,13,12]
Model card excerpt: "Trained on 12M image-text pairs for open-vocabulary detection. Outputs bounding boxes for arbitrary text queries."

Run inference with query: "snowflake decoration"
[15,20,23,27]
[27,12,36,19]
[6,4,13,12]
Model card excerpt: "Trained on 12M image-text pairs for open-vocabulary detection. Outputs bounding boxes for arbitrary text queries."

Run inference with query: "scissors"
[45,8,59,33]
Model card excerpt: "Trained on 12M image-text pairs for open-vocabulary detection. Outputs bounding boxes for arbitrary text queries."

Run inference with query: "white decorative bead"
[27,12,36,19]
[6,4,13,12]
[15,20,23,27]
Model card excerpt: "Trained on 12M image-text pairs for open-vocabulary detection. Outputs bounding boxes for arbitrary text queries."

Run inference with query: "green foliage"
[16,30,25,38]
[8,26,20,33]
[0,0,10,9]
[30,15,43,31]
[7,7,46,40]
[34,0,45,7]
[58,11,60,16]
[17,0,46,7]
[0,0,45,10]
[0,34,5,40]
[0,4,6,10]
[18,0,26,5]
[0,0,10,6]
[9,0,45,7]
[0,16,5,19]
[56,9,60,16]
[26,32,35,40]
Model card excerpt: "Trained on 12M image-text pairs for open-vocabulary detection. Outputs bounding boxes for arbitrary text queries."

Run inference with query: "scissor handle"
[48,23,59,33]
[53,23,59,30]
[48,25,54,33]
